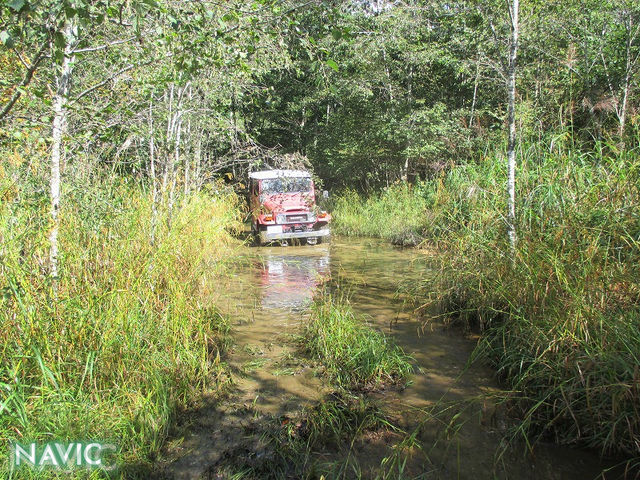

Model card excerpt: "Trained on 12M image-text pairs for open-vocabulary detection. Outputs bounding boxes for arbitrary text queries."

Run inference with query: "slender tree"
[49,18,77,281]
[506,0,519,252]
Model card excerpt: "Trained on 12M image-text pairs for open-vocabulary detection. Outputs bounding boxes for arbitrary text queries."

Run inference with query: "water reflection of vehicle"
[249,170,331,246]
[258,248,330,310]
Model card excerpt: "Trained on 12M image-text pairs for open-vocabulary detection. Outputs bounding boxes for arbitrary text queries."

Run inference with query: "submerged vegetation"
[210,293,414,479]
[208,391,398,479]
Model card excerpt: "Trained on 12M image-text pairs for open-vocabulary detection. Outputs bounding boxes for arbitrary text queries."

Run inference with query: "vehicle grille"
[286,214,308,222]
[277,213,315,224]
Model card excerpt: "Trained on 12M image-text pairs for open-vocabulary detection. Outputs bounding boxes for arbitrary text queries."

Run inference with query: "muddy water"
[163,237,612,479]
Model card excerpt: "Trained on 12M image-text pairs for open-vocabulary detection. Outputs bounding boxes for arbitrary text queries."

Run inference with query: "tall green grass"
[333,142,640,461]
[426,146,640,460]
[301,294,413,391]
[331,185,433,245]
[0,169,242,476]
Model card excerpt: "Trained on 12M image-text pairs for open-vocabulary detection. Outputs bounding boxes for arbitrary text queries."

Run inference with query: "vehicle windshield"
[261,177,312,194]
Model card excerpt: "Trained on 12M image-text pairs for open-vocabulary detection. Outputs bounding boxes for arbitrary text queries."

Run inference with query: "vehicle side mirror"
[322,190,329,199]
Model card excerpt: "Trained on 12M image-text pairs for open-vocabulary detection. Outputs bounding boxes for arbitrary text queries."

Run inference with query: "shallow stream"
[162,237,614,479]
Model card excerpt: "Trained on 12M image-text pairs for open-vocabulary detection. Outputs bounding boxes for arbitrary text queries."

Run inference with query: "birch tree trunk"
[403,65,414,183]
[49,20,77,280]
[167,114,182,231]
[506,0,519,253]
[184,85,193,199]
[618,13,638,144]
[149,98,158,246]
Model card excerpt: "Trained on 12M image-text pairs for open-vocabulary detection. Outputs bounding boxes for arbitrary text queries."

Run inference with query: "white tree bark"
[49,20,77,280]
[184,85,193,199]
[167,112,182,231]
[506,0,519,253]
[149,98,158,246]
[618,12,638,142]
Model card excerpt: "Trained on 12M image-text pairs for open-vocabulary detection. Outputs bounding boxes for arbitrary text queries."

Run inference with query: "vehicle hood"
[261,192,314,212]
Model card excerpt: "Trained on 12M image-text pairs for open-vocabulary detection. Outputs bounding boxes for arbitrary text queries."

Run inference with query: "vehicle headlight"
[307,213,316,222]
[276,214,286,224]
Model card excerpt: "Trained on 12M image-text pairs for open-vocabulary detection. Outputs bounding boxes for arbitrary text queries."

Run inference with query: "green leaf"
[326,59,339,72]
[7,0,26,12]
[222,12,238,23]
[0,30,14,48]
[54,31,65,49]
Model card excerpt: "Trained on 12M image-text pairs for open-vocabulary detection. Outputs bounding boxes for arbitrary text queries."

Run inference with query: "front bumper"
[260,228,330,243]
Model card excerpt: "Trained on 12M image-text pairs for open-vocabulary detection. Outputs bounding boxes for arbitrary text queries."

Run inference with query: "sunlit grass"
[422,145,640,459]
[0,175,243,477]
[331,184,432,245]
[335,141,640,461]
[301,293,413,391]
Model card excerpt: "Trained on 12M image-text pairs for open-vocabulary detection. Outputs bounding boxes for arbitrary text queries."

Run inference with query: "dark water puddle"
[159,237,619,479]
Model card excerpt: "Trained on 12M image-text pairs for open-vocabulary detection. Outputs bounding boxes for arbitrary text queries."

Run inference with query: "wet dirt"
[158,237,619,480]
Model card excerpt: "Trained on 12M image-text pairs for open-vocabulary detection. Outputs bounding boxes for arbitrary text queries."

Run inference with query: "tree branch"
[71,51,174,104]
[0,40,49,122]
[73,36,136,54]
[71,63,135,103]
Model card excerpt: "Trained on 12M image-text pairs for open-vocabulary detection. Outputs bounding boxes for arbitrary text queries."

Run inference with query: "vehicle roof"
[249,169,311,180]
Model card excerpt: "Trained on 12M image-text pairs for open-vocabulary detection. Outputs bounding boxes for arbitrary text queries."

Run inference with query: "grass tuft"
[301,293,414,391]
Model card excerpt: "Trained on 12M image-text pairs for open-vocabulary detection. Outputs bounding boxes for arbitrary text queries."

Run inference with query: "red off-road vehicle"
[249,170,331,246]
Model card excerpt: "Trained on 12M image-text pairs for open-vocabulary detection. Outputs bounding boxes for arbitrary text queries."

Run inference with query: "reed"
[423,144,640,459]
[331,185,432,245]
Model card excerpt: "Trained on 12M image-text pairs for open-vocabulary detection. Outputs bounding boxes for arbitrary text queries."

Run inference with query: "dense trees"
[242,0,639,189]
[0,0,637,283]
[1,0,303,275]
[2,0,637,193]
[0,0,637,286]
